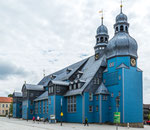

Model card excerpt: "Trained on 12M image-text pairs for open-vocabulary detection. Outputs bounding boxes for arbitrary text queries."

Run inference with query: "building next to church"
[13,4,143,127]
[0,97,13,116]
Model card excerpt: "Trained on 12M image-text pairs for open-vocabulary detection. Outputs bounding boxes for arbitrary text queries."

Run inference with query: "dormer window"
[120,25,124,32]
[66,68,72,74]
[50,75,56,80]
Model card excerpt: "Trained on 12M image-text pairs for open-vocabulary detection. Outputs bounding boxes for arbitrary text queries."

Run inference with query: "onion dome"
[97,24,108,35]
[106,4,138,59]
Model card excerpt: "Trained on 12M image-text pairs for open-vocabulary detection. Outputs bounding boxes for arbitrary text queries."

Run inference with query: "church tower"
[94,15,109,60]
[103,3,143,126]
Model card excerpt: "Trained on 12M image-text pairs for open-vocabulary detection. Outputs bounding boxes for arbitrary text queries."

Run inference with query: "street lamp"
[60,98,63,126]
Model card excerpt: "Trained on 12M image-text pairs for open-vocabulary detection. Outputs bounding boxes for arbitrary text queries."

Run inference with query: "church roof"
[34,91,48,101]
[38,58,88,86]
[64,55,105,96]
[23,84,44,91]
[13,92,22,97]
[95,82,109,95]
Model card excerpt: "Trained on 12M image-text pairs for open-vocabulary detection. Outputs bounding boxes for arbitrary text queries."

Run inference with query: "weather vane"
[99,10,103,25]
[120,0,123,12]
[43,69,45,77]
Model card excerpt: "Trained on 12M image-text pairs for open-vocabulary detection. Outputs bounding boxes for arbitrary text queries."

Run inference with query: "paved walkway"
[0,117,148,130]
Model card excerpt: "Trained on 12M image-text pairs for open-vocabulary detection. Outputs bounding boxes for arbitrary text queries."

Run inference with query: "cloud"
[0,60,29,80]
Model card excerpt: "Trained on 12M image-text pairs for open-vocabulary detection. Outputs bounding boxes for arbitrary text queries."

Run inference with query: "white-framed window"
[49,86,54,93]
[73,84,76,89]
[89,106,93,112]
[67,96,76,113]
[103,95,107,100]
[69,85,72,90]
[56,86,60,93]
[78,83,81,88]
[89,93,93,101]
[93,78,97,84]
[96,106,99,112]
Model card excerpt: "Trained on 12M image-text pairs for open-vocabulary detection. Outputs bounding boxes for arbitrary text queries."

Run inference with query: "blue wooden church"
[13,5,143,127]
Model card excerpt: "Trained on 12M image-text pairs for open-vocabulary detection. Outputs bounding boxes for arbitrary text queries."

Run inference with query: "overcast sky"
[0,0,150,103]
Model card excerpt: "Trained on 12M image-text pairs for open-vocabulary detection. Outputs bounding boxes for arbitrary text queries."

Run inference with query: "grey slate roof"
[51,80,69,86]
[13,92,22,97]
[38,58,88,86]
[64,55,105,96]
[34,91,48,101]
[116,63,129,69]
[24,84,44,91]
[95,82,109,95]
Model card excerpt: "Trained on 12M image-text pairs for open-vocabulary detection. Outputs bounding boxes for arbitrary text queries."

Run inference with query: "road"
[0,117,148,130]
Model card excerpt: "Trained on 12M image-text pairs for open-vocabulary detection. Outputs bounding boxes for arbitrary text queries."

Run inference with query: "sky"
[0,0,150,103]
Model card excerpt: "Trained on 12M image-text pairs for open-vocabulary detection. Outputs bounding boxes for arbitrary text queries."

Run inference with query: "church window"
[89,105,93,112]
[40,101,41,114]
[96,106,99,112]
[125,26,128,32]
[43,100,45,114]
[105,37,108,42]
[73,84,76,89]
[100,37,104,42]
[93,78,97,84]
[89,93,93,101]
[119,91,121,96]
[49,86,54,93]
[96,95,98,101]
[49,97,51,104]
[78,83,81,88]
[47,100,48,113]
[35,102,38,114]
[67,96,76,113]
[69,85,72,90]
[56,86,60,93]
[120,25,124,31]
[111,93,114,97]
[99,47,101,50]
[103,95,107,100]
[97,37,100,42]
[116,27,118,32]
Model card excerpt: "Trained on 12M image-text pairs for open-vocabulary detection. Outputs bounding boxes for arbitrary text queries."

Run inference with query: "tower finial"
[120,0,123,13]
[99,10,103,25]
[43,69,45,77]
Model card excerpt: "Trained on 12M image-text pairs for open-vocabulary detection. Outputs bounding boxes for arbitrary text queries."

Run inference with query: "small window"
[116,27,118,32]
[96,106,99,112]
[120,25,124,31]
[49,98,51,104]
[103,95,107,100]
[97,37,99,42]
[93,78,97,84]
[111,93,114,97]
[78,83,81,88]
[69,85,72,90]
[89,106,93,112]
[89,93,93,101]
[105,37,108,42]
[126,26,128,32]
[6,104,8,108]
[119,91,121,96]
[96,95,98,101]
[100,37,104,42]
[56,86,60,93]
[73,84,76,89]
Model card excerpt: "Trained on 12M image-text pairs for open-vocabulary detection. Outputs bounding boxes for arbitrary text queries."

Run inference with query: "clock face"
[130,58,136,67]
[95,53,99,60]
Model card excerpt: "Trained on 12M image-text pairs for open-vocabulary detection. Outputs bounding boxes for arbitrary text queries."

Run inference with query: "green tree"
[8,94,13,97]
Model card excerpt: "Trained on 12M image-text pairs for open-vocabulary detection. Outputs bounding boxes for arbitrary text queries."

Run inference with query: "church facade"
[13,5,143,126]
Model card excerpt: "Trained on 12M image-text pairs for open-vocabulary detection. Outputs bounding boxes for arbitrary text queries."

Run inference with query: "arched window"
[120,25,124,32]
[116,27,118,32]
[97,37,99,43]
[125,26,128,32]
[100,37,104,42]
[105,37,108,42]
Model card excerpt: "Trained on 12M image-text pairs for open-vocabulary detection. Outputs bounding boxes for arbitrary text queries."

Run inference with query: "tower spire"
[99,10,103,25]
[120,0,123,13]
